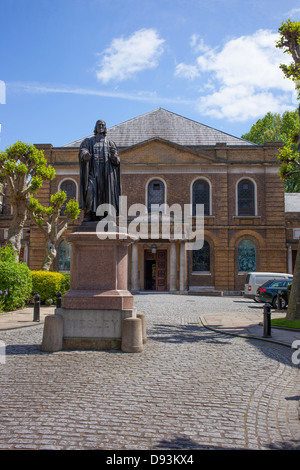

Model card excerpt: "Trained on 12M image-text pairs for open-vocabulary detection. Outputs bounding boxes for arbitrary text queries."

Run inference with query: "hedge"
[31,271,70,304]
[0,261,32,312]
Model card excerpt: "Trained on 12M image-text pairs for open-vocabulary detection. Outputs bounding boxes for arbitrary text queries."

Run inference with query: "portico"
[130,239,188,293]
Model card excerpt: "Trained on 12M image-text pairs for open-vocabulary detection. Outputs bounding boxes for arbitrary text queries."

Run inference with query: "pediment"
[119,138,223,165]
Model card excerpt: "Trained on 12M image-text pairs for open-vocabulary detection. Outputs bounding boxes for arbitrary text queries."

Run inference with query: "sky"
[1,0,300,150]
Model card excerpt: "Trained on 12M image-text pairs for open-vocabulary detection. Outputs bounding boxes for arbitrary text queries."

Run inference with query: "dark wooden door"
[156,250,167,291]
[144,249,167,291]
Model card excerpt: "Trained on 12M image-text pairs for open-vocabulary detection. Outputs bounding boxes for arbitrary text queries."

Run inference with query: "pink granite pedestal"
[56,230,137,350]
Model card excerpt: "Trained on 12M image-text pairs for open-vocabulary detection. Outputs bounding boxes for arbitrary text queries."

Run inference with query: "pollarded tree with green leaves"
[276,19,300,97]
[28,190,80,271]
[276,19,300,319]
[0,141,55,259]
[242,109,300,191]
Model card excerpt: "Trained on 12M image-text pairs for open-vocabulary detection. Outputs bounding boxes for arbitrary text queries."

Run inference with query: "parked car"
[244,272,293,300]
[257,279,292,308]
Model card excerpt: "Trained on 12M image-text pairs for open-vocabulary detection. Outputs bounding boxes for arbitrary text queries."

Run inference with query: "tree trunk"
[286,236,300,319]
[7,199,28,260]
[41,241,57,271]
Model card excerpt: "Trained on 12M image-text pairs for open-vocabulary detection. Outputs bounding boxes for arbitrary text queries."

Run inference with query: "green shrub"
[0,244,17,262]
[31,271,70,304]
[0,261,32,312]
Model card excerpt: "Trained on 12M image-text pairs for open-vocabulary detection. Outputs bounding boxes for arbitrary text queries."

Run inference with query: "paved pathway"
[0,295,299,450]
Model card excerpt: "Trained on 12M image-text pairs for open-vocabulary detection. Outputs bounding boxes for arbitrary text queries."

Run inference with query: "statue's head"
[94,120,107,136]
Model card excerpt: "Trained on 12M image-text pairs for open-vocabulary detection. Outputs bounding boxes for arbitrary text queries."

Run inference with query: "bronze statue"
[79,120,121,222]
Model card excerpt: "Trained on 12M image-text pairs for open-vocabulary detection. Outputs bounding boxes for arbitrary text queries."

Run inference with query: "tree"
[28,190,80,271]
[242,110,300,191]
[276,19,300,97]
[0,141,55,259]
[276,19,300,319]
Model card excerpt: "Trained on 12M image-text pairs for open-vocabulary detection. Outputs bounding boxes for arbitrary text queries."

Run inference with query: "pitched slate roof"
[64,107,255,148]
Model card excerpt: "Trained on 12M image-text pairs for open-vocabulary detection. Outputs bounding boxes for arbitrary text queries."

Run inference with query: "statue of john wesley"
[78,120,121,222]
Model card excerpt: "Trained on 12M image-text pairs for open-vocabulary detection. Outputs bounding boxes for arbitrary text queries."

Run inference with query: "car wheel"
[272,296,287,309]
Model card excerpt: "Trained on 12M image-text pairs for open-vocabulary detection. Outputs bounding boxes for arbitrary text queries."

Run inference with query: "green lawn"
[271,318,300,330]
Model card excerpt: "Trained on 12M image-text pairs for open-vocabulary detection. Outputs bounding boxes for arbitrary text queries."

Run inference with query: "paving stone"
[0,294,299,450]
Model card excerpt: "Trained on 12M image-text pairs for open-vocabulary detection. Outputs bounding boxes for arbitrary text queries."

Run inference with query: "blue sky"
[1,0,300,150]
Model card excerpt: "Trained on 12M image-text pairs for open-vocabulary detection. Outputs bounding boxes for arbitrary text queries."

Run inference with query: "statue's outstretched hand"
[80,148,91,162]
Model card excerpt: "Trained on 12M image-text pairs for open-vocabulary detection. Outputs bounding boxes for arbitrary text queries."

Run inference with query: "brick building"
[0,108,297,294]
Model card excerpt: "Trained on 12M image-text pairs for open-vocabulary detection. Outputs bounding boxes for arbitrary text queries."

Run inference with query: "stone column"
[179,240,187,293]
[131,242,139,292]
[169,240,177,291]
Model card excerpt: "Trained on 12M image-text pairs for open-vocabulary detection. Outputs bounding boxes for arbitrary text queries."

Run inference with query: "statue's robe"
[79,135,121,218]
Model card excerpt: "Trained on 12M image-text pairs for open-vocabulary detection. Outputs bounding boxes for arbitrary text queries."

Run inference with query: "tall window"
[238,179,255,216]
[192,240,210,272]
[238,239,256,272]
[193,179,210,216]
[147,180,165,213]
[59,180,77,216]
[58,240,71,272]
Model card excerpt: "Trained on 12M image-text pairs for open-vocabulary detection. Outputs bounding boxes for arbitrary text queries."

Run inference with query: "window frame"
[236,177,257,217]
[58,178,78,216]
[238,239,256,273]
[58,240,71,273]
[146,178,167,213]
[191,177,212,217]
[192,240,211,273]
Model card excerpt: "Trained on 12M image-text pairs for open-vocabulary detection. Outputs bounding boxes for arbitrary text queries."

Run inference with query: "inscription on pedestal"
[58,309,122,339]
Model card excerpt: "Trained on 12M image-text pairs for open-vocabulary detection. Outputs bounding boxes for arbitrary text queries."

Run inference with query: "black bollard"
[263,303,272,338]
[56,291,62,308]
[33,294,40,322]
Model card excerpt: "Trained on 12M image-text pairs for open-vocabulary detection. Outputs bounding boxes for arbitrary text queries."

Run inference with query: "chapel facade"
[0,108,297,294]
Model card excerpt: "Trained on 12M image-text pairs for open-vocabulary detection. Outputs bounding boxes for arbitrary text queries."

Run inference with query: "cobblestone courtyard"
[0,295,299,450]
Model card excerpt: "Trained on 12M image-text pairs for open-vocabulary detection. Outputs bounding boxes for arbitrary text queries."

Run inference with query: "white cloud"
[175,30,297,121]
[8,81,193,106]
[174,63,200,80]
[96,29,165,83]
[286,8,300,17]
[198,85,294,121]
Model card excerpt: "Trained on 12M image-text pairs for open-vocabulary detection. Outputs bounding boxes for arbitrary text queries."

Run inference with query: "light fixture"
[151,244,157,254]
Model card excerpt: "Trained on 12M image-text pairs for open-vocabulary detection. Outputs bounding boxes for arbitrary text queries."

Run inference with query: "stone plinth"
[44,229,141,351]
[56,307,135,350]
[63,230,135,311]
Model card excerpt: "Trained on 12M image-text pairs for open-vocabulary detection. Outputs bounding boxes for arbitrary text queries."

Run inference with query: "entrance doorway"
[144,249,167,291]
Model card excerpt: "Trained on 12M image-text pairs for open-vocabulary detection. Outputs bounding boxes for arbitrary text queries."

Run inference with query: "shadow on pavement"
[148,323,231,345]
[151,435,244,450]
[5,344,42,355]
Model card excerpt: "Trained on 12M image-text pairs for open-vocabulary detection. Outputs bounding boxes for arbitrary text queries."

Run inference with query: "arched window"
[237,179,255,216]
[59,179,77,216]
[238,239,256,272]
[192,240,210,272]
[147,179,165,213]
[192,179,210,216]
[58,240,71,272]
